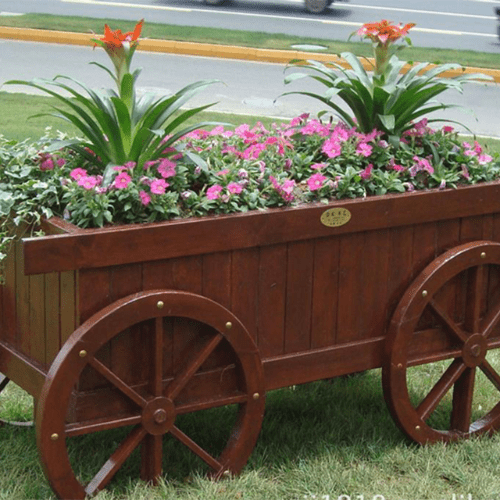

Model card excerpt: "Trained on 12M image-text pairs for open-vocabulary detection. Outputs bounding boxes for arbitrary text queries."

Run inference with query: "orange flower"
[358,20,415,45]
[99,19,144,48]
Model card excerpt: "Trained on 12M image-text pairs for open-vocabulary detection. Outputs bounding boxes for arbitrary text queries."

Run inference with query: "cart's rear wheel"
[383,241,500,443]
[36,291,265,499]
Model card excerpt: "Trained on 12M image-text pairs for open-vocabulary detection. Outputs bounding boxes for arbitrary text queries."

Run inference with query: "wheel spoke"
[428,300,468,343]
[65,415,142,437]
[150,317,164,397]
[450,368,476,433]
[480,358,500,393]
[165,333,223,401]
[89,357,147,409]
[464,265,486,334]
[141,434,163,484]
[170,425,223,471]
[481,299,500,339]
[85,426,147,496]
[417,359,467,421]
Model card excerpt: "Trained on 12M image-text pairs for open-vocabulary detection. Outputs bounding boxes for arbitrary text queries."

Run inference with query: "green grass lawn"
[1,369,500,500]
[2,13,500,70]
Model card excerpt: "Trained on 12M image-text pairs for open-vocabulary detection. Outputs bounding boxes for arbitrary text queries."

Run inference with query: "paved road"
[3,0,500,53]
[1,38,500,137]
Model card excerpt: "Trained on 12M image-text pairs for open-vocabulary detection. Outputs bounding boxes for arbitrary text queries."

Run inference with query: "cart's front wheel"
[36,291,265,499]
[383,241,500,444]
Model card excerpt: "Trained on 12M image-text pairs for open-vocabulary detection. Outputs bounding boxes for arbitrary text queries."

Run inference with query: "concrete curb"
[1,26,500,83]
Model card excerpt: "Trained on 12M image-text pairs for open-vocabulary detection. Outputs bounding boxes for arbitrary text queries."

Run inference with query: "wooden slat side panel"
[60,271,77,346]
[359,229,391,338]
[29,273,46,367]
[257,244,287,358]
[1,244,17,347]
[109,264,144,386]
[310,237,340,349]
[44,273,60,366]
[284,241,314,354]
[336,232,364,344]
[202,252,232,309]
[15,240,31,358]
[230,249,259,343]
[386,226,414,327]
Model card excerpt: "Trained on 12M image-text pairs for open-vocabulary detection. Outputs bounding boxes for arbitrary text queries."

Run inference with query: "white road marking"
[61,0,499,39]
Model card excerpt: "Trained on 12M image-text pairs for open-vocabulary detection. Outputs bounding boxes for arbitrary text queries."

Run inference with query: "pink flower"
[143,160,157,170]
[157,158,176,178]
[311,163,327,170]
[70,168,88,181]
[40,157,55,171]
[114,172,131,189]
[356,143,373,158]
[478,154,493,165]
[307,173,326,191]
[322,139,342,158]
[282,180,295,196]
[56,158,66,167]
[207,184,223,200]
[227,182,243,195]
[150,179,169,195]
[360,164,373,180]
[217,168,230,176]
[139,190,151,206]
[78,176,99,190]
[443,126,454,134]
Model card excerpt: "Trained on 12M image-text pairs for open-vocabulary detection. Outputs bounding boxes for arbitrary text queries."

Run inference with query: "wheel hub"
[462,333,487,367]
[142,397,176,435]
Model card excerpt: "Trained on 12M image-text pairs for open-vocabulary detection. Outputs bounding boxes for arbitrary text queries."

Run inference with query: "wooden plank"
[284,241,314,353]
[0,341,46,398]
[310,237,340,349]
[386,226,414,326]
[336,232,365,343]
[202,252,231,309]
[359,229,390,338]
[263,337,385,391]
[1,243,17,347]
[143,259,174,290]
[257,244,287,357]
[230,248,259,342]
[29,273,46,367]
[23,182,500,275]
[60,271,77,346]
[460,215,486,242]
[15,240,30,358]
[44,273,61,367]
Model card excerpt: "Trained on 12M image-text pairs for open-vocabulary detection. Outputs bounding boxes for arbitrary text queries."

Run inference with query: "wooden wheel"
[36,291,265,499]
[383,241,500,444]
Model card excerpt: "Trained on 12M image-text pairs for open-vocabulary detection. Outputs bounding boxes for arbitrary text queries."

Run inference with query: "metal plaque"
[320,207,351,228]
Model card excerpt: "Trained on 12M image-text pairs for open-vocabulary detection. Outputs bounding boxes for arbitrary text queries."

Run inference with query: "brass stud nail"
[415,426,420,431]
[422,290,428,298]
[397,363,403,369]
[225,321,232,330]
[51,433,59,441]
[223,470,231,477]
[481,252,486,259]
[157,301,164,309]
[253,392,260,400]
[79,350,87,358]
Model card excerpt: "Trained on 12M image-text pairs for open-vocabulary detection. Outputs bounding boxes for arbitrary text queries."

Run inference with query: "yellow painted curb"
[1,26,500,83]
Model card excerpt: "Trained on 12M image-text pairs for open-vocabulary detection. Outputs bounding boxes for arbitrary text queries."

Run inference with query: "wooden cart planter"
[2,181,500,498]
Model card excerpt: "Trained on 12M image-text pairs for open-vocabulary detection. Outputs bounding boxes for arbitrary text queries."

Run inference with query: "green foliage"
[284,53,492,142]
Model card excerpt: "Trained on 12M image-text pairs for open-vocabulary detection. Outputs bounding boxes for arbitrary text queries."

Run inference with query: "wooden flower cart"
[2,181,500,499]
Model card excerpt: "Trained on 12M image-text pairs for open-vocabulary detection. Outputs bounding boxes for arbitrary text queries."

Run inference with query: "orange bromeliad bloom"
[100,19,144,48]
[357,20,415,46]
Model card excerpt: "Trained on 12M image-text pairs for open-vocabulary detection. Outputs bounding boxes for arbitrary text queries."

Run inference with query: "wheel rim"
[305,0,329,13]
[383,241,500,444]
[36,291,265,499]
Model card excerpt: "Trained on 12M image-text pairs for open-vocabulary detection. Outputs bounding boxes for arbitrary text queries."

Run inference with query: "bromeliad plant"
[4,20,218,183]
[283,20,492,144]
